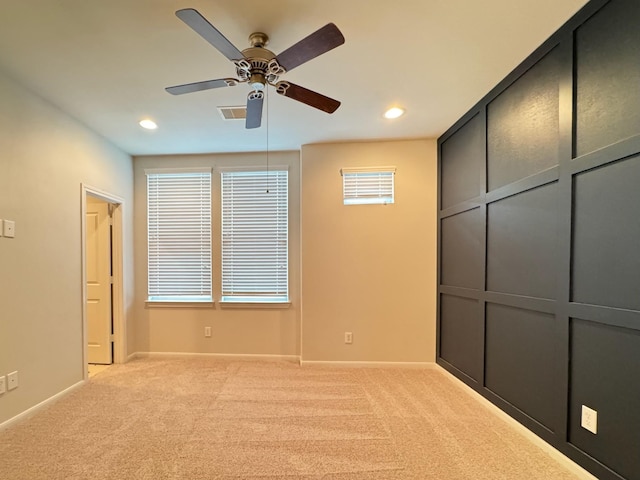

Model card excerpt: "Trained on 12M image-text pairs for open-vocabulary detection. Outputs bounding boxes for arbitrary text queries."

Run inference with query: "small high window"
[341,167,396,205]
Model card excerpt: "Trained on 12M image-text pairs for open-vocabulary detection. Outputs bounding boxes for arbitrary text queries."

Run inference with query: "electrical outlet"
[3,219,15,238]
[0,376,6,394]
[7,371,18,391]
[581,405,597,434]
[344,332,353,344]
[204,326,212,337]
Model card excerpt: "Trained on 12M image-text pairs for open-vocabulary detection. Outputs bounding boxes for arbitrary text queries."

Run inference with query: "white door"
[86,198,113,364]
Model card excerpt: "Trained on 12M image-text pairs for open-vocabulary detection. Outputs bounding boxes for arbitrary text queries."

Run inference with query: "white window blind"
[221,169,288,302]
[342,167,396,205]
[147,170,212,302]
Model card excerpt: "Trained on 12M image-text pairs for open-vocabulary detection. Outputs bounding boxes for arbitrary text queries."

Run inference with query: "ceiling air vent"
[218,106,247,120]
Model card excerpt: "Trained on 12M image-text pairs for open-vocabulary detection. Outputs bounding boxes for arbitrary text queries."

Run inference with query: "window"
[146,169,212,302]
[221,169,288,303]
[341,167,396,205]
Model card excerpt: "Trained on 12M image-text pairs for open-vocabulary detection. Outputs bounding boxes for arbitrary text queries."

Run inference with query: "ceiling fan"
[166,8,345,129]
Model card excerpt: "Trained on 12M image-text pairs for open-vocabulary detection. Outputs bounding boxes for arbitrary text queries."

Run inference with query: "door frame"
[81,184,126,379]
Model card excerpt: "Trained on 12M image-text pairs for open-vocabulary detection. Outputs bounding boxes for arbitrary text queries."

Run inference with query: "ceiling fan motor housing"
[167,9,345,129]
[235,37,286,89]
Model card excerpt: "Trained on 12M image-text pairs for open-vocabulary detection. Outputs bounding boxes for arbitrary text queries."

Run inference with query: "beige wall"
[300,140,437,362]
[0,70,134,425]
[0,66,436,428]
[133,152,301,356]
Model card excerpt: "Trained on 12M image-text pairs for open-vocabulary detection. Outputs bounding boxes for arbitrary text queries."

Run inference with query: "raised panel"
[441,208,483,290]
[441,114,483,209]
[485,304,555,430]
[572,154,640,311]
[440,294,482,381]
[487,183,558,299]
[86,212,100,284]
[575,0,640,157]
[569,319,640,480]
[487,48,561,191]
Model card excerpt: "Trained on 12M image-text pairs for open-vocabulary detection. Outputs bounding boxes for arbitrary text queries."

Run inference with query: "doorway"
[86,196,112,364]
[81,185,126,378]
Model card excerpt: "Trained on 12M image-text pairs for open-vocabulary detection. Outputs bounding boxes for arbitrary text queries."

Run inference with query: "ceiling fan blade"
[175,8,244,61]
[246,91,264,129]
[275,81,340,114]
[166,78,239,95]
[275,23,345,72]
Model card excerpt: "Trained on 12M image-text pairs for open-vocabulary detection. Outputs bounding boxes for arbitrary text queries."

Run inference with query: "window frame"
[341,166,396,205]
[219,166,290,307]
[145,168,213,306]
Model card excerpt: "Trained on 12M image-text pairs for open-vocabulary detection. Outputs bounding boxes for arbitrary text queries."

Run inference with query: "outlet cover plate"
[7,371,18,390]
[581,404,597,434]
[3,220,15,238]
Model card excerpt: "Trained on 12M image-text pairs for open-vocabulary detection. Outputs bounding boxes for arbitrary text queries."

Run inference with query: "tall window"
[146,169,212,302]
[342,167,396,205]
[221,169,288,303]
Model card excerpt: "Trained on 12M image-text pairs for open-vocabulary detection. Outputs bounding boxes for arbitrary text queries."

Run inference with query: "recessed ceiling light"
[139,119,158,130]
[384,107,405,119]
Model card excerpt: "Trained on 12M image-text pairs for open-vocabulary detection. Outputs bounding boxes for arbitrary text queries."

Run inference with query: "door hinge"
[110,276,114,284]
[110,334,115,342]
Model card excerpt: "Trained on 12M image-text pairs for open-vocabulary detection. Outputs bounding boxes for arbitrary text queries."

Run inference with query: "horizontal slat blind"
[221,170,288,302]
[343,169,395,205]
[147,171,212,301]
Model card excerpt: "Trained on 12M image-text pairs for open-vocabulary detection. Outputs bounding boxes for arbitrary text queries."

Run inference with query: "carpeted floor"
[0,358,587,479]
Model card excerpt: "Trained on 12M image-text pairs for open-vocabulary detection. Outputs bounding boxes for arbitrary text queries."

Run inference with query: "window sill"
[219,301,291,310]
[145,301,215,308]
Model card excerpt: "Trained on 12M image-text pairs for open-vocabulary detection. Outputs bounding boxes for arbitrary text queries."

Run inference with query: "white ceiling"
[0,0,588,156]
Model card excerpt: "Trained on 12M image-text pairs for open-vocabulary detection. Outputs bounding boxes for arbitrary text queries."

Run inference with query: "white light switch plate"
[3,219,15,238]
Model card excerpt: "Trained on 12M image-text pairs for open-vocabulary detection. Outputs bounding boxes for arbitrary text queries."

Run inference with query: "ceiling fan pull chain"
[266,87,270,194]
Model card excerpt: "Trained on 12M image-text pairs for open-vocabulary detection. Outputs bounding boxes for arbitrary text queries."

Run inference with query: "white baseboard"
[437,365,598,480]
[0,380,85,432]
[132,351,301,363]
[300,360,436,368]
[128,353,436,369]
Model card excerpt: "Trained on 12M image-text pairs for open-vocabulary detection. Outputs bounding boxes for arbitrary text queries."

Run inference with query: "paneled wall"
[437,1,640,479]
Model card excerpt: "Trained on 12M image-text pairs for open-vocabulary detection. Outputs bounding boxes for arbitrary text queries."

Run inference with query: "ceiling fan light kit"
[166,8,345,129]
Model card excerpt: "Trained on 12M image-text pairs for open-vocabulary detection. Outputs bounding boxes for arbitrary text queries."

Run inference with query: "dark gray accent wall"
[437,1,640,479]
[440,114,483,209]
[574,0,640,157]
[487,47,561,191]
[572,154,640,311]
[485,304,556,430]
[570,320,640,480]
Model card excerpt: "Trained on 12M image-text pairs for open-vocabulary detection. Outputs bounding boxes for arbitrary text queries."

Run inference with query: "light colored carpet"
[0,358,585,479]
